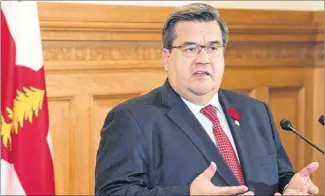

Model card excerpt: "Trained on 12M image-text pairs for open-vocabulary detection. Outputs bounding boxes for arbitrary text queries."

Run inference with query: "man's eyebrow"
[208,41,222,45]
[182,41,222,45]
[183,41,197,45]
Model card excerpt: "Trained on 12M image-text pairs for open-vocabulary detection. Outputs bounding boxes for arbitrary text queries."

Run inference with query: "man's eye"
[209,46,219,51]
[184,47,196,52]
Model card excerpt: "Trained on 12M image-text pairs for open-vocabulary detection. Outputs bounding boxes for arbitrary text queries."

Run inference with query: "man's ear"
[162,48,170,71]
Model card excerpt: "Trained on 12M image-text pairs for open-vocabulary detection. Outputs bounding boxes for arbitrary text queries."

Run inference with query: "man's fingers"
[274,193,281,196]
[284,191,305,195]
[298,162,319,177]
[214,185,248,195]
[284,192,296,195]
[308,185,319,194]
[242,191,254,195]
[201,162,217,180]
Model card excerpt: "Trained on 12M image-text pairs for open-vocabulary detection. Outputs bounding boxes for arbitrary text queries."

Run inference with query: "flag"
[1,1,55,195]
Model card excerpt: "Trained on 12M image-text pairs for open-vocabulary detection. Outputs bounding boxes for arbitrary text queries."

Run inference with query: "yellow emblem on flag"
[1,87,44,150]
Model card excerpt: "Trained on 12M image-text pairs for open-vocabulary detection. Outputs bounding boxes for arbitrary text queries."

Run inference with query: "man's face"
[163,21,225,103]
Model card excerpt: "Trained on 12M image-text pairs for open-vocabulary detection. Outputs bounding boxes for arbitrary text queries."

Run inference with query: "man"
[95,3,319,195]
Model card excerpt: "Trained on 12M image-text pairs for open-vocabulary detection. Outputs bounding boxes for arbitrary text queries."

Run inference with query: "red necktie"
[200,105,245,185]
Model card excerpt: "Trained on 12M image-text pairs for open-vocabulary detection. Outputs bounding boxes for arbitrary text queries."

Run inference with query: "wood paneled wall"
[37,2,324,195]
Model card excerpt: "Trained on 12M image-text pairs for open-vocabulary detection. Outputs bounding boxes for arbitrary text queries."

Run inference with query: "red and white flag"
[1,1,55,195]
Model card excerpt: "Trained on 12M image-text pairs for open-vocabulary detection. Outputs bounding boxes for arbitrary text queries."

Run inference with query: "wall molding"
[38,2,323,42]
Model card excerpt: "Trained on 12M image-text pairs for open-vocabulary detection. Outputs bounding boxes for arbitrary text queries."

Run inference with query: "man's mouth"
[194,71,210,76]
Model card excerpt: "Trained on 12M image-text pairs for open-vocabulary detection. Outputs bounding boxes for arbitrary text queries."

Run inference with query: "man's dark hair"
[162,3,229,50]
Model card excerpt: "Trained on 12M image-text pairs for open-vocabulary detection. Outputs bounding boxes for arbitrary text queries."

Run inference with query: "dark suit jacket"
[95,80,294,195]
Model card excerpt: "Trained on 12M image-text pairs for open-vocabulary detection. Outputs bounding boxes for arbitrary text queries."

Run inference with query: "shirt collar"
[181,93,224,116]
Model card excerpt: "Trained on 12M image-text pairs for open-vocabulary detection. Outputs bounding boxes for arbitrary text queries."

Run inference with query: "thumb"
[298,162,319,177]
[201,162,217,180]
[274,193,281,196]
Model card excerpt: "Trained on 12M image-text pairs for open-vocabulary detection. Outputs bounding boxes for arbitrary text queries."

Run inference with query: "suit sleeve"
[263,103,295,193]
[95,107,190,195]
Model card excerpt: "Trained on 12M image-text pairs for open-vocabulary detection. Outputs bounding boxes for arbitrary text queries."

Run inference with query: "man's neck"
[182,92,217,106]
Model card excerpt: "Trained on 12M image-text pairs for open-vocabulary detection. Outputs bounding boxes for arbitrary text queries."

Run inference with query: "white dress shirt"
[181,94,240,161]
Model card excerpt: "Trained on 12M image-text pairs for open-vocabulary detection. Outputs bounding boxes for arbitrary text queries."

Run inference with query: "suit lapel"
[160,81,240,186]
[218,90,254,190]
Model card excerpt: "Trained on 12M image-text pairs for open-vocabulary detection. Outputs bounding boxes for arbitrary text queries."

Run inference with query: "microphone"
[280,119,324,154]
[318,115,324,126]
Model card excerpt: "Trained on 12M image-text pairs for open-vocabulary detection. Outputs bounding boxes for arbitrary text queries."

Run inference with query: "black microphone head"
[280,119,293,131]
[318,115,324,126]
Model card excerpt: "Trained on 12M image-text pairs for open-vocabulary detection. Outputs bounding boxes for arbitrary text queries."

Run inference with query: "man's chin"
[191,89,213,96]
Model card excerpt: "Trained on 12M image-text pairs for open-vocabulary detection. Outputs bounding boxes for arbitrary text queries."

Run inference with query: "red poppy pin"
[228,108,240,126]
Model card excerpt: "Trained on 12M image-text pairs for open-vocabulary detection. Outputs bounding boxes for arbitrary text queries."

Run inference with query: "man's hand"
[190,162,252,195]
[274,162,319,195]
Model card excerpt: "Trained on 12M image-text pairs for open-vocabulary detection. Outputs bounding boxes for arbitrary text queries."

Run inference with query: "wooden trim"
[251,87,269,103]
[37,2,323,42]
[37,2,315,23]
[313,11,324,42]
[313,11,324,26]
[44,58,317,73]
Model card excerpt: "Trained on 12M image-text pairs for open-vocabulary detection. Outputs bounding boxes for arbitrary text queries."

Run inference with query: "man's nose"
[195,48,210,64]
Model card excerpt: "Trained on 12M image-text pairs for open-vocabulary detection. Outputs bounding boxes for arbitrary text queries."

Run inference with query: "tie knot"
[200,105,218,122]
